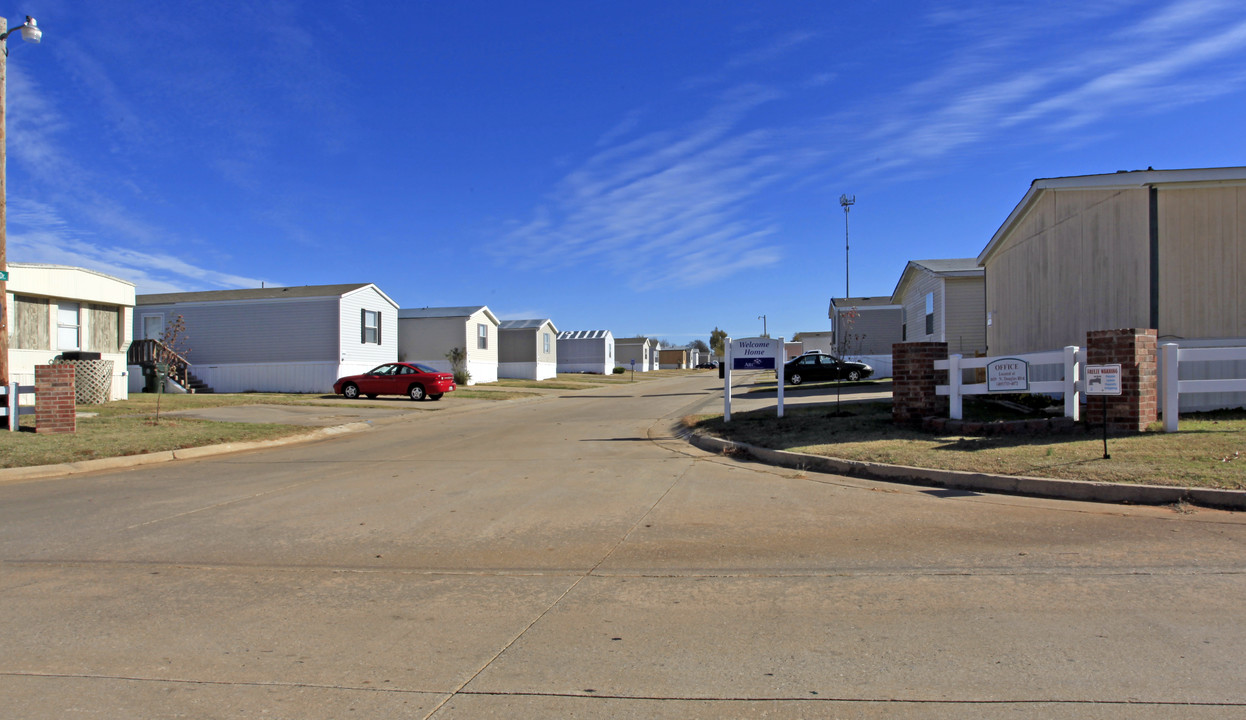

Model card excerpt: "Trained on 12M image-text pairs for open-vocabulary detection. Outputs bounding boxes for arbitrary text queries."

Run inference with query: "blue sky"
[7,0,1246,345]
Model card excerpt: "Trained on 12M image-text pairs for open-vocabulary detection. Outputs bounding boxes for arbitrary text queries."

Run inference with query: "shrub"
[612,367,626,374]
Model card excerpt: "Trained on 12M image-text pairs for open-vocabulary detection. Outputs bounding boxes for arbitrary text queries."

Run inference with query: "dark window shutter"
[361,308,367,344]
[377,311,382,345]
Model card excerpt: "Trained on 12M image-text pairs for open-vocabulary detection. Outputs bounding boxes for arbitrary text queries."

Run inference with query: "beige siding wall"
[943,277,986,354]
[469,310,500,366]
[985,188,1150,355]
[1158,186,1246,338]
[901,272,941,342]
[537,323,557,364]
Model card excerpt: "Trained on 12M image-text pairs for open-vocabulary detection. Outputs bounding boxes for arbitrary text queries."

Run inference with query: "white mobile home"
[398,306,499,385]
[498,319,559,380]
[6,262,135,401]
[132,283,397,394]
[557,330,615,374]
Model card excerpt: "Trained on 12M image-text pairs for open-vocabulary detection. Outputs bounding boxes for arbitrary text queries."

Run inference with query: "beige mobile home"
[6,263,135,401]
[658,347,689,369]
[498,318,559,380]
[979,167,1246,353]
[398,306,499,384]
[979,167,1246,411]
[615,337,654,372]
[890,259,985,356]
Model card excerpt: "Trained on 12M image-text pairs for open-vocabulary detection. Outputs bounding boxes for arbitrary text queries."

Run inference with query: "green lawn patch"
[690,402,1246,490]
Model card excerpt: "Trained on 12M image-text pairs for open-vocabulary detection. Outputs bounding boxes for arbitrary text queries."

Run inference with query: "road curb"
[683,428,1246,511]
[0,422,373,485]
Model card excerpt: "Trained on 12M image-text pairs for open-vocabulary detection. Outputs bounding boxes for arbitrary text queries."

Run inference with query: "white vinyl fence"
[0,382,36,431]
[1161,342,1246,432]
[935,347,1082,421]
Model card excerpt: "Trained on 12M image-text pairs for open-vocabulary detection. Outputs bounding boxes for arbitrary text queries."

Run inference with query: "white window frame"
[478,323,488,350]
[58,302,81,351]
[543,332,551,354]
[362,310,381,345]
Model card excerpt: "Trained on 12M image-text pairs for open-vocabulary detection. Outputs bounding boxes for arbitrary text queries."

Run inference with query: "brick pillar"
[1086,329,1157,434]
[892,341,948,425]
[35,364,77,434]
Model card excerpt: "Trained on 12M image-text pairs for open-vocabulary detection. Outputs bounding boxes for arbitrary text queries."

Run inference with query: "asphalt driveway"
[2,373,1245,718]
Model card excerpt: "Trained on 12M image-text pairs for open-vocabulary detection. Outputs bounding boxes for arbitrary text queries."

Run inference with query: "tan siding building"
[398,306,500,384]
[979,168,1246,355]
[890,259,986,356]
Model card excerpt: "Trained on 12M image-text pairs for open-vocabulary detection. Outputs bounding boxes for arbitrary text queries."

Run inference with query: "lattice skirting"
[49,359,115,403]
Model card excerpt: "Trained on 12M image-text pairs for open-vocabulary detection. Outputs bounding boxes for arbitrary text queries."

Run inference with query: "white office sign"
[724,336,784,422]
[1085,364,1122,396]
[987,357,1029,392]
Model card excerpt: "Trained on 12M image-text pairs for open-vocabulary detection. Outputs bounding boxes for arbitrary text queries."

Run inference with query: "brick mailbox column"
[892,342,948,425]
[1086,329,1157,434]
[35,364,77,434]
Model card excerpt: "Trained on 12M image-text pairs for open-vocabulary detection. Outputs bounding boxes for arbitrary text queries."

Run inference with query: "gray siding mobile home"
[133,283,397,393]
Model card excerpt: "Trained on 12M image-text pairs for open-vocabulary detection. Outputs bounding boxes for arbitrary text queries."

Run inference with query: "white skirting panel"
[190,362,343,394]
[846,354,893,378]
[558,361,612,375]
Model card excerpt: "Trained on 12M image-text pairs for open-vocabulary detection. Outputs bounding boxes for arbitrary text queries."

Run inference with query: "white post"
[948,353,962,420]
[4,382,13,431]
[1162,342,1180,432]
[776,337,785,418]
[1063,345,1080,421]
[723,337,733,423]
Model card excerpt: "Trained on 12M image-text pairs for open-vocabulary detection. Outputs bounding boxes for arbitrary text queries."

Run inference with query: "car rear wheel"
[789,373,803,385]
[428,393,443,401]
[342,383,360,399]
[847,370,861,381]
[408,384,426,401]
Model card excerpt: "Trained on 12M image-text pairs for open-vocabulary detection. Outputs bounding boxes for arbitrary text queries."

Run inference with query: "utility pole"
[0,15,43,391]
[758,315,767,337]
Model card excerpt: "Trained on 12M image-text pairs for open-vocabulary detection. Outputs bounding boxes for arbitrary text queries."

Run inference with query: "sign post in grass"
[1086,364,1122,460]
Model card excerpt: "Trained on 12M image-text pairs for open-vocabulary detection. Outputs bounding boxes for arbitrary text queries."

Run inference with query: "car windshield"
[411,363,440,374]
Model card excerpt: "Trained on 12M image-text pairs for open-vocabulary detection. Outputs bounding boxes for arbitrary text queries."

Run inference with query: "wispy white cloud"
[842,0,1246,175]
[498,84,799,290]
[7,200,270,294]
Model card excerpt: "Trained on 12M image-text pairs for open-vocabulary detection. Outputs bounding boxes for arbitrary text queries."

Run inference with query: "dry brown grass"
[692,402,1246,490]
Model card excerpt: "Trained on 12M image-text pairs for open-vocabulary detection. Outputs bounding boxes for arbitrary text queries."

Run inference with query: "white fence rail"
[0,382,37,431]
[1161,343,1246,432]
[935,347,1082,421]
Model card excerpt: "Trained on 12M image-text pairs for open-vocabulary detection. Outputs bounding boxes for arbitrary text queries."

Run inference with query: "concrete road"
[2,373,1245,719]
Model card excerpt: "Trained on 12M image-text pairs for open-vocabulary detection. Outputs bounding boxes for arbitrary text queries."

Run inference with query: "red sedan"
[333,362,457,401]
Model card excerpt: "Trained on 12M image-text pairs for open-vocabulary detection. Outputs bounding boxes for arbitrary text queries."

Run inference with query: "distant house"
[978,166,1246,410]
[133,283,397,394]
[498,319,559,380]
[795,331,835,355]
[6,262,135,401]
[398,306,499,385]
[828,296,903,377]
[615,337,656,372]
[890,259,986,356]
[658,347,689,369]
[557,330,615,374]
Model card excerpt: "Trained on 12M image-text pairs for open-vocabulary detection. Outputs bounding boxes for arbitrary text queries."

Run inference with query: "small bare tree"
[445,347,471,386]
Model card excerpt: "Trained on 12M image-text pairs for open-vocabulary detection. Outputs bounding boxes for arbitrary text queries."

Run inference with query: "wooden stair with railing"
[127,339,215,394]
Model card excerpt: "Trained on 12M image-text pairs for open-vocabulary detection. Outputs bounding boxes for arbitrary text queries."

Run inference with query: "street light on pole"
[758,314,767,337]
[0,14,42,391]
